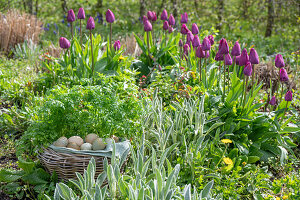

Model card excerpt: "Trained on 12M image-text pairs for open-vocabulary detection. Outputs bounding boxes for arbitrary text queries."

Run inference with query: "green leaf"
[247,156,260,164]
[0,169,24,182]
[17,157,35,173]
[201,180,214,198]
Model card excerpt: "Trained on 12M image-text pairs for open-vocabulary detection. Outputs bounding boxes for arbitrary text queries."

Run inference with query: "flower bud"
[161,9,168,21]
[231,41,241,56]
[163,21,169,30]
[180,12,188,24]
[249,48,259,64]
[144,20,152,32]
[186,31,194,44]
[285,91,292,101]
[218,38,229,55]
[59,37,71,49]
[202,37,211,51]
[269,96,276,105]
[192,35,200,48]
[191,23,199,35]
[235,55,240,65]
[239,48,249,66]
[196,45,205,58]
[151,12,157,22]
[67,9,76,22]
[179,39,183,47]
[183,44,190,55]
[180,24,189,35]
[114,40,121,51]
[86,16,95,30]
[168,14,175,26]
[106,9,115,23]
[215,52,224,61]
[147,11,154,21]
[168,26,173,33]
[275,54,285,68]
[243,62,252,76]
[224,54,233,65]
[208,35,214,45]
[77,8,85,19]
[279,68,289,82]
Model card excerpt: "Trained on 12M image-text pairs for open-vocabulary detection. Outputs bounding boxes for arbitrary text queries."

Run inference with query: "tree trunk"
[194,0,199,15]
[35,0,38,15]
[242,0,249,19]
[27,0,33,14]
[61,0,68,13]
[96,0,103,24]
[216,0,224,31]
[139,0,146,19]
[171,0,178,27]
[265,0,275,37]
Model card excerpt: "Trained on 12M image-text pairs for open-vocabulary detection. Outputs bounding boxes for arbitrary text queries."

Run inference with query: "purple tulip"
[77,8,85,19]
[285,91,292,101]
[218,38,229,55]
[147,11,154,21]
[142,15,148,24]
[224,54,233,65]
[179,39,183,47]
[186,31,194,44]
[183,44,190,56]
[192,23,199,35]
[202,37,211,51]
[114,40,121,51]
[180,12,188,24]
[168,26,174,33]
[231,41,241,57]
[67,9,76,22]
[86,16,95,30]
[196,45,205,58]
[249,48,259,64]
[59,37,71,49]
[192,35,200,48]
[208,35,214,45]
[269,96,276,105]
[161,9,168,21]
[275,54,285,68]
[144,19,152,32]
[152,12,157,22]
[163,21,169,31]
[279,68,289,82]
[206,51,210,58]
[215,52,224,61]
[181,24,189,35]
[168,14,175,26]
[106,9,115,23]
[239,48,249,66]
[243,62,253,76]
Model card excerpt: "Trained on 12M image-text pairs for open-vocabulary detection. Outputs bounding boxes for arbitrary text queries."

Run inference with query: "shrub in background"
[0,9,42,54]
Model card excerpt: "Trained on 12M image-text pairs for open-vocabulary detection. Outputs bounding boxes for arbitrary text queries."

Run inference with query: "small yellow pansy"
[119,56,125,60]
[283,195,288,199]
[223,157,233,165]
[221,139,232,144]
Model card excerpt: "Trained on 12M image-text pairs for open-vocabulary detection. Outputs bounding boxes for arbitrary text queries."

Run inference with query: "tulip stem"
[71,22,73,40]
[280,82,284,102]
[251,64,255,96]
[199,58,202,83]
[243,76,249,109]
[234,56,236,75]
[80,19,82,48]
[110,23,112,51]
[223,56,226,102]
[90,30,94,84]
[281,102,289,123]
[147,31,151,63]
[205,52,207,75]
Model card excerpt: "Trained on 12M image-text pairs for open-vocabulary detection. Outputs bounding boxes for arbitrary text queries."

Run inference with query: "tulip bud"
[179,39,183,47]
[196,45,205,58]
[147,11,153,21]
[180,12,188,24]
[206,50,210,58]
[243,62,252,76]
[231,41,241,57]
[224,54,233,65]
[86,16,95,30]
[67,9,76,22]
[114,40,121,51]
[215,52,224,61]
[158,65,162,71]
[191,23,199,35]
[168,14,175,26]
[249,48,259,64]
[192,35,200,48]
[142,15,148,24]
[180,24,189,35]
[161,9,168,21]
[144,20,152,32]
[218,38,229,55]
[106,9,115,23]
[163,21,169,30]
[275,54,285,68]
[183,44,190,55]
[59,37,71,49]
[186,31,194,44]
[285,91,292,101]
[235,55,240,65]
[208,35,214,45]
[239,48,249,66]
[202,37,211,51]
[279,68,289,82]
[269,96,276,105]
[152,12,157,22]
[77,8,85,19]
[168,26,173,33]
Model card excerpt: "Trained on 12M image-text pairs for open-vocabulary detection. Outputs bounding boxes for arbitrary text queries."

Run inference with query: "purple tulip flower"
[144,20,152,32]
[202,37,211,51]
[218,38,229,55]
[279,68,289,82]
[168,14,175,26]
[186,31,194,44]
[243,62,253,76]
[163,21,169,31]
[168,26,174,33]
[196,45,205,58]
[77,8,85,19]
[269,96,276,105]
[181,24,189,35]
[192,35,200,48]
[183,44,190,56]
[239,48,249,66]
[192,23,199,35]
[67,9,75,22]
[231,41,241,57]
[161,9,168,21]
[224,54,233,65]
[114,40,121,51]
[180,12,188,24]
[106,9,115,23]
[59,37,71,49]
[285,91,292,101]
[86,16,95,30]
[215,52,224,61]
[208,35,214,45]
[249,48,259,64]
[235,55,240,65]
[179,39,183,47]
[275,54,285,68]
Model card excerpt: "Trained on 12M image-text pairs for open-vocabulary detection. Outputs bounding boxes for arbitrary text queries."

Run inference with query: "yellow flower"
[283,195,288,200]
[242,162,246,166]
[119,56,125,60]
[276,197,280,200]
[221,139,232,144]
[223,157,233,165]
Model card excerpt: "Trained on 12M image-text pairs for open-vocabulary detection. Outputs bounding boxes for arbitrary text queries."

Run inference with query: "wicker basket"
[38,147,126,182]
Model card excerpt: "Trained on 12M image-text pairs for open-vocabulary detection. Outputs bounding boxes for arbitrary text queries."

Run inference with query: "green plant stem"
[243,76,249,109]
[71,22,73,40]
[90,30,94,84]
[80,19,82,48]
[147,31,151,64]
[110,23,112,51]
[280,82,284,102]
[281,101,289,123]
[251,64,255,96]
[199,58,202,83]
[241,76,245,107]
[223,56,226,102]
[205,52,207,75]
[234,56,236,74]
